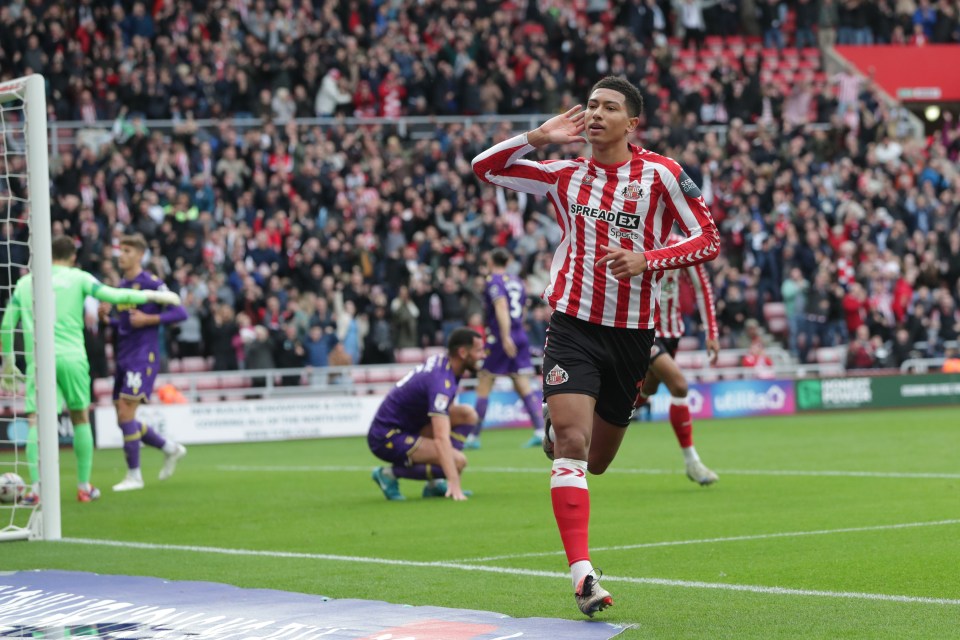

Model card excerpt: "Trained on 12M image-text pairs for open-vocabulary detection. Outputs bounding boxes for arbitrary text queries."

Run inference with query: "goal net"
[0,74,59,541]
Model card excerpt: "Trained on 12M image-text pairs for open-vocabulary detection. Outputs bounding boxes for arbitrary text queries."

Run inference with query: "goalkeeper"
[0,236,182,503]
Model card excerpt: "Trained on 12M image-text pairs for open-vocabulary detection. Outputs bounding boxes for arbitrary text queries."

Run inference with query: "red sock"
[550,458,590,565]
[669,399,693,448]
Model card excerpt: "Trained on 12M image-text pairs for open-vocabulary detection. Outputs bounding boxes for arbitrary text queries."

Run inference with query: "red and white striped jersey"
[472,133,720,329]
[658,233,719,340]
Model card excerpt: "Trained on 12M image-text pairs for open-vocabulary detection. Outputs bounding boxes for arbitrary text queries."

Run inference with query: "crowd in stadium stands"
[1,0,958,380]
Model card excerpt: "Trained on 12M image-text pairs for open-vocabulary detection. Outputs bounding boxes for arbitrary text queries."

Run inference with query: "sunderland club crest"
[545,365,569,386]
[621,180,643,200]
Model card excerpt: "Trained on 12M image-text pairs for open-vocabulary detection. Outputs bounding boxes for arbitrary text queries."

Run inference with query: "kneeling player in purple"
[368,327,484,501]
[109,234,189,492]
[465,249,545,449]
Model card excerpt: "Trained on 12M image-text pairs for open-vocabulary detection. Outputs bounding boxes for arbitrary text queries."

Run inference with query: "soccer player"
[472,76,719,617]
[465,248,545,450]
[633,231,721,486]
[110,234,188,492]
[368,327,484,502]
[0,236,181,503]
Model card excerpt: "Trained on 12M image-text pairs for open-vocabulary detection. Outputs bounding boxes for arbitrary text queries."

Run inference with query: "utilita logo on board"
[714,384,789,414]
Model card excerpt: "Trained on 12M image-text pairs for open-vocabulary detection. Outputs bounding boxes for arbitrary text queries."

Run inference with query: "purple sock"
[392,464,443,480]
[119,420,143,470]
[141,425,167,450]
[451,423,474,451]
[522,392,544,430]
[473,397,489,436]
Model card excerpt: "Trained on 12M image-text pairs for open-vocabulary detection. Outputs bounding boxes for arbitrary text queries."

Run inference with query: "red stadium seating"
[816,347,847,364]
[181,357,208,373]
[93,377,113,400]
[396,347,424,363]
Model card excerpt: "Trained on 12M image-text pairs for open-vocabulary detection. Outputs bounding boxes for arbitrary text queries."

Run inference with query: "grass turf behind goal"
[2,407,958,639]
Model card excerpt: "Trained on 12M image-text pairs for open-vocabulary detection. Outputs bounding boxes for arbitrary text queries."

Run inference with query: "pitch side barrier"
[37,365,960,448]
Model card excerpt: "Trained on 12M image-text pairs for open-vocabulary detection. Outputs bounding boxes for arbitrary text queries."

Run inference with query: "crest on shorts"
[545,365,569,386]
[621,180,643,201]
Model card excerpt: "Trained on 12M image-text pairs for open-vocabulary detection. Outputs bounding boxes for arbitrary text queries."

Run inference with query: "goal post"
[0,74,60,541]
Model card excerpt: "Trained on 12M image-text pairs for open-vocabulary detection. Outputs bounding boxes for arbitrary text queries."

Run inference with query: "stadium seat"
[93,377,113,399]
[763,302,789,337]
[697,369,720,382]
[395,347,424,364]
[366,367,396,384]
[167,359,182,373]
[424,346,445,359]
[182,357,208,373]
[675,352,702,369]
[767,316,789,336]
[678,336,700,352]
[816,347,847,364]
[716,352,741,368]
[350,369,368,385]
[195,376,221,391]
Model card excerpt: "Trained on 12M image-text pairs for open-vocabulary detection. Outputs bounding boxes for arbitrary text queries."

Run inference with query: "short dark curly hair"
[490,248,510,267]
[591,76,644,118]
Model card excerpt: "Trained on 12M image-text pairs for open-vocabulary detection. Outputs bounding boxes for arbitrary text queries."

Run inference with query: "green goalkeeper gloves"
[144,290,182,306]
[1,358,24,393]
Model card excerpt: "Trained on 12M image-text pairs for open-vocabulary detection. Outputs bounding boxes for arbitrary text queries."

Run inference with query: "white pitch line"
[457,519,960,562]
[216,464,960,480]
[59,537,960,607]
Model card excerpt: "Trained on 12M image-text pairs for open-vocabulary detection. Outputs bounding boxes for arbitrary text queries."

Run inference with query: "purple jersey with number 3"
[482,273,532,375]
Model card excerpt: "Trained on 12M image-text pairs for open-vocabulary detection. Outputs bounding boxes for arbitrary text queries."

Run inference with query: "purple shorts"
[367,420,422,465]
[113,361,159,402]
[483,333,534,375]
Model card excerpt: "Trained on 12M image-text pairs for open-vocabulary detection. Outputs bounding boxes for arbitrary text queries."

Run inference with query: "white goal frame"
[0,74,60,541]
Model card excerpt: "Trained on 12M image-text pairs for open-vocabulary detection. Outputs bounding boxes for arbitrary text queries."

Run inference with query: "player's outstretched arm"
[91,282,181,307]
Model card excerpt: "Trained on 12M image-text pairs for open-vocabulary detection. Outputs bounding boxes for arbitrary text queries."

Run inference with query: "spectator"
[390,286,420,350]
[274,322,306,386]
[362,305,395,365]
[3,0,954,382]
[208,304,239,371]
[846,325,877,369]
[758,0,787,50]
[718,283,749,347]
[245,325,276,388]
[819,0,841,48]
[781,268,809,355]
[795,0,818,49]
[304,324,338,368]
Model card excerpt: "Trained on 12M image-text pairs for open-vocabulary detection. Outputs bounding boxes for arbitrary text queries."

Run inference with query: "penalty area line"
[58,537,960,607]
[215,465,960,480]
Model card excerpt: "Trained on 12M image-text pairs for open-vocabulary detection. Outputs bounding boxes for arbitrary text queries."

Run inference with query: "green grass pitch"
[3,407,959,638]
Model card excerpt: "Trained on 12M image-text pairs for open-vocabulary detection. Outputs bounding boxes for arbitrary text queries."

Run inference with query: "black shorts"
[542,311,655,427]
[650,337,680,364]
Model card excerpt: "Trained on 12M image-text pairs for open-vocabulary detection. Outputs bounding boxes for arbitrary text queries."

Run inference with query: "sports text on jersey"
[569,203,641,230]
